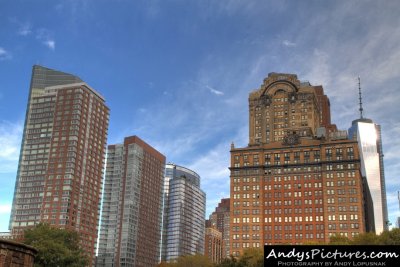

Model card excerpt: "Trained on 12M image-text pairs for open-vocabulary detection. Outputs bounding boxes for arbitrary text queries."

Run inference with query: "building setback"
[97,136,166,267]
[161,164,206,262]
[207,198,230,258]
[230,73,366,257]
[9,65,109,265]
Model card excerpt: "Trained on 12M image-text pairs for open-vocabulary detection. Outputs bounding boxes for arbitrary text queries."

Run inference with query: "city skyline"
[1,0,400,232]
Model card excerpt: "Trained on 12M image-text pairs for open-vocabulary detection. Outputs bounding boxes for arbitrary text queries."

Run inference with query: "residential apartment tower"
[97,136,166,267]
[9,65,109,264]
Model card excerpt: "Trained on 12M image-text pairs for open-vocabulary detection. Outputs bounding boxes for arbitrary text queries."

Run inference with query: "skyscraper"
[348,79,388,233]
[9,65,109,264]
[97,136,166,267]
[230,73,366,256]
[207,198,230,258]
[161,163,206,262]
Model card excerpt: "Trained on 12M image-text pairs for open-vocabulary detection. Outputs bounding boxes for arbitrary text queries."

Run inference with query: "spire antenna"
[358,76,364,119]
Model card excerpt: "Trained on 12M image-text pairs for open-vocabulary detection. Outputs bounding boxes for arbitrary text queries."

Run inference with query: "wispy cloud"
[9,17,32,36]
[9,18,54,50]
[0,47,12,60]
[282,40,296,47]
[0,121,23,173]
[206,85,224,96]
[17,23,32,36]
[44,40,56,50]
[36,28,56,50]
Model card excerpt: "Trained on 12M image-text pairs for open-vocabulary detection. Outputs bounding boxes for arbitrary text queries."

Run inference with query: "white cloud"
[17,23,32,36]
[0,121,23,173]
[188,142,230,183]
[0,47,12,60]
[282,40,296,47]
[0,204,11,215]
[36,28,56,50]
[44,40,56,50]
[206,85,224,96]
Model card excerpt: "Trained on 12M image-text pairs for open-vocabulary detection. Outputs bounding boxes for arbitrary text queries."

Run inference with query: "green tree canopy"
[328,234,351,245]
[217,255,238,267]
[378,228,400,245]
[236,248,263,267]
[328,229,400,245]
[157,254,213,267]
[214,248,263,267]
[351,232,380,245]
[23,223,89,267]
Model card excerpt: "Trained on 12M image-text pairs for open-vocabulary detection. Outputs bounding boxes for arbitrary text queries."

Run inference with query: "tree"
[217,255,238,267]
[157,261,171,267]
[328,234,351,245]
[236,248,263,267]
[23,223,89,267]
[351,232,379,245]
[158,254,213,267]
[378,228,400,245]
[173,254,213,267]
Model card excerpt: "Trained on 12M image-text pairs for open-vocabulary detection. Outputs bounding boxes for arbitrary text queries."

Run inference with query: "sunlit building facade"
[207,198,230,258]
[9,65,109,264]
[230,73,366,257]
[348,119,388,234]
[204,227,223,264]
[97,136,166,267]
[161,164,206,262]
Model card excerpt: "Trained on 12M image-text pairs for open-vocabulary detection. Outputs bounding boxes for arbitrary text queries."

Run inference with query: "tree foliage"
[157,254,213,267]
[156,249,263,267]
[214,248,263,267]
[329,228,400,245]
[23,223,89,267]
[217,255,238,267]
[158,230,400,267]
[379,228,400,245]
[236,248,263,267]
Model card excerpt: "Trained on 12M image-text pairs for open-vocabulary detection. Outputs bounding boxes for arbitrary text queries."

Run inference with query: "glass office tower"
[161,164,206,262]
[349,119,388,234]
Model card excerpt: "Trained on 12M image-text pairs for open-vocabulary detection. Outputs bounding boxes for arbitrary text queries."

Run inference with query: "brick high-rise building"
[97,136,166,267]
[208,198,230,258]
[230,73,366,257]
[9,65,109,264]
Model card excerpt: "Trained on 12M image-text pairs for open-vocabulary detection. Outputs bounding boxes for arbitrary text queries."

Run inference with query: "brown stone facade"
[207,198,230,258]
[0,239,37,267]
[204,227,223,264]
[230,73,366,257]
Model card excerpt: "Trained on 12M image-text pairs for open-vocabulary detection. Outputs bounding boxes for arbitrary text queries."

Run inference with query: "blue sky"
[1,0,400,232]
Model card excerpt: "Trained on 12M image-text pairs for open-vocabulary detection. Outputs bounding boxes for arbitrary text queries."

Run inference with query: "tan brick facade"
[205,227,223,264]
[230,73,366,257]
